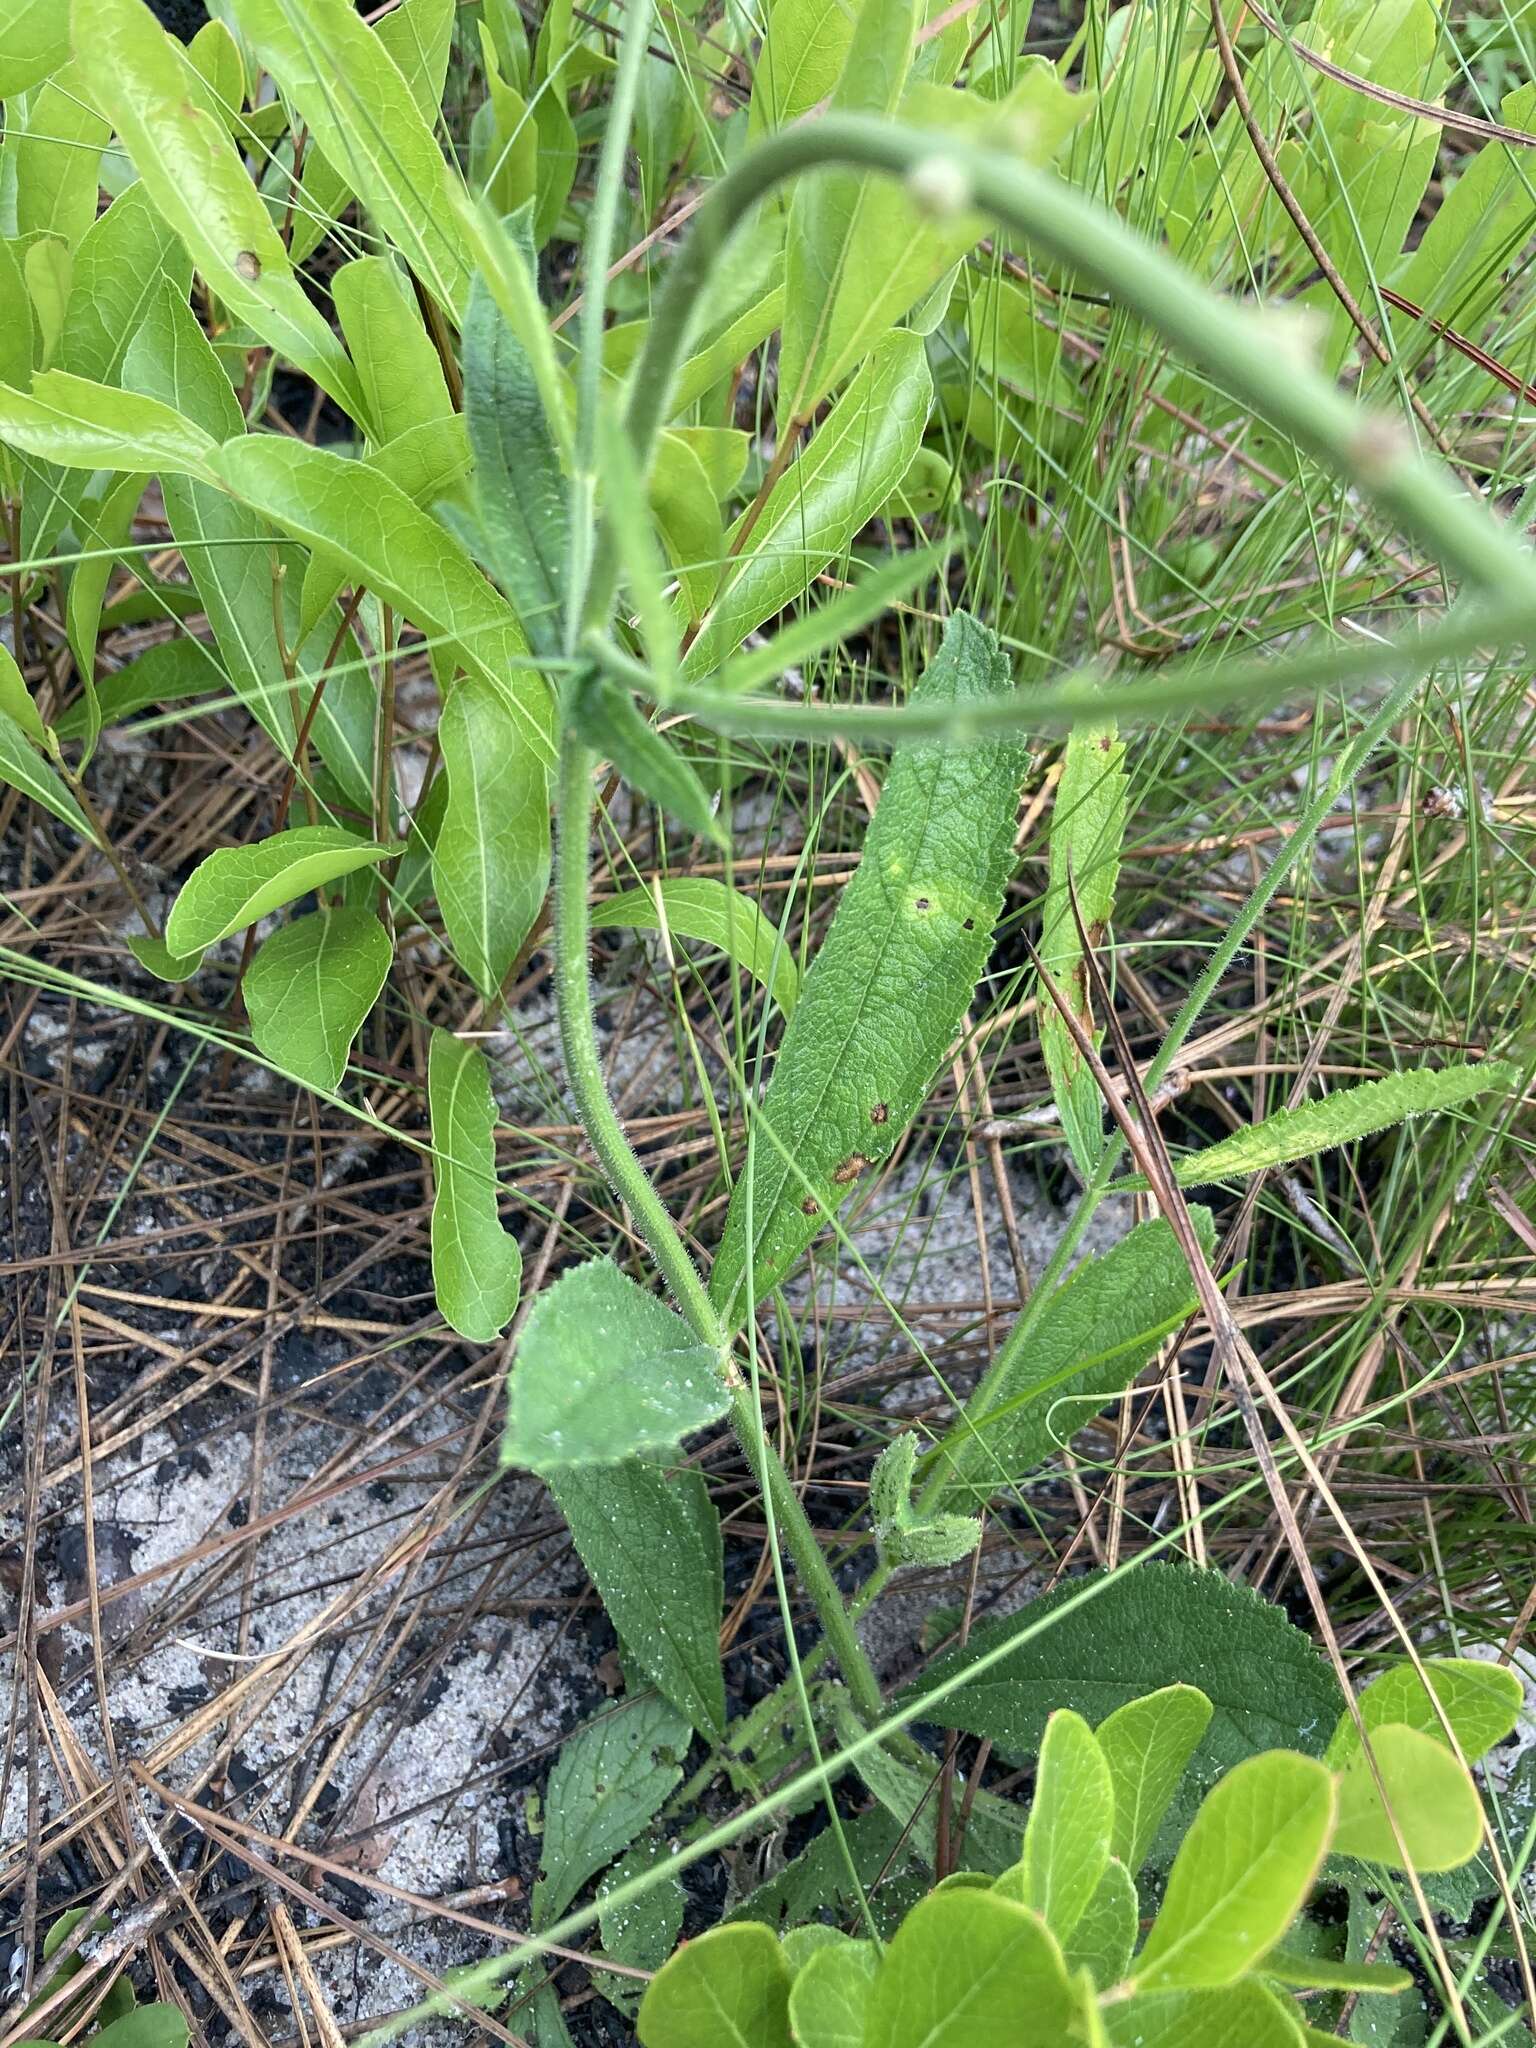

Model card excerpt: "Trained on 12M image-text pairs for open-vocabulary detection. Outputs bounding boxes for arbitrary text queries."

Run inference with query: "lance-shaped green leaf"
[1263,1950,1411,1994]
[0,643,46,748]
[211,436,551,765]
[1097,1685,1213,1876]
[864,1889,1079,2048]
[789,1942,879,2048]
[333,255,454,446]
[245,908,392,1094]
[65,468,147,762]
[680,331,932,683]
[462,252,567,653]
[502,1258,726,1475]
[932,1211,1212,1506]
[591,876,799,1017]
[533,1696,692,1928]
[709,611,1025,1320]
[1126,1059,1519,1189]
[0,0,72,96]
[6,65,110,251]
[1330,1723,1483,1872]
[165,827,390,953]
[575,674,726,850]
[290,0,455,265]
[0,707,96,840]
[0,373,219,479]
[427,1029,523,1342]
[1134,1752,1336,1989]
[229,0,472,317]
[1325,1656,1522,1767]
[1020,1709,1114,1941]
[550,1461,725,1738]
[75,0,365,424]
[638,1924,793,2048]
[433,672,549,1000]
[715,541,951,698]
[1063,1856,1138,1989]
[1039,717,1127,1178]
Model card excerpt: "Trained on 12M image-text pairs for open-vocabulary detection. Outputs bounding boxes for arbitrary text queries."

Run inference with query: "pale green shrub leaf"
[433,672,549,999]
[1325,1657,1523,1767]
[0,0,71,97]
[501,1259,726,1474]
[75,0,364,422]
[332,256,454,446]
[533,1695,691,1927]
[65,467,147,761]
[165,827,389,954]
[128,935,203,983]
[680,331,932,682]
[591,877,798,1016]
[709,611,1026,1319]
[1097,1684,1214,1875]
[426,1029,522,1342]
[1331,1724,1483,1872]
[1021,1709,1114,1940]
[0,643,46,748]
[6,66,109,252]
[245,908,391,1094]
[1134,1751,1336,1989]
[0,372,218,479]
[1263,1950,1411,1994]
[864,1889,1078,2047]
[1064,1856,1138,1990]
[788,1940,878,2048]
[549,1462,725,1738]
[638,1923,792,2048]
[1104,1982,1305,2048]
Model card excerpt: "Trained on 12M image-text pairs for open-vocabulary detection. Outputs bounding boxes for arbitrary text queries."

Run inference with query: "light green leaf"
[1330,1723,1483,1872]
[6,66,110,251]
[65,467,147,761]
[333,256,453,446]
[165,827,389,953]
[715,542,951,699]
[22,238,70,371]
[591,876,798,1017]
[433,672,549,1000]
[246,909,391,1094]
[650,429,728,622]
[468,27,538,218]
[427,1029,522,1343]
[680,331,932,683]
[533,1695,692,1927]
[1130,1061,1518,1189]
[0,0,72,96]
[549,1461,725,1738]
[1105,1982,1305,2048]
[1263,1950,1411,1994]
[1134,1751,1336,1989]
[906,1567,1342,1832]
[0,241,33,389]
[75,0,364,423]
[1064,1856,1138,1990]
[129,934,203,982]
[93,2007,191,2048]
[0,709,96,839]
[0,372,219,478]
[574,674,726,849]
[1097,1684,1214,1876]
[933,1209,1210,1505]
[210,436,551,765]
[462,254,567,652]
[638,1923,793,2048]
[1325,1657,1523,1767]
[1038,717,1127,1177]
[0,642,46,747]
[709,612,1025,1319]
[501,1258,726,1474]
[1021,1709,1114,1941]
[788,1941,879,2048]
[748,0,865,133]
[864,1889,1077,2047]
[187,18,244,117]
[228,0,472,317]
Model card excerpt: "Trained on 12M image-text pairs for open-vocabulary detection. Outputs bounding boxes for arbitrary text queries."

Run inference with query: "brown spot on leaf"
[832,1153,871,1186]
[235,250,261,281]
[962,918,975,931]
[801,1197,821,1216]
[914,897,931,912]
[869,1102,889,1125]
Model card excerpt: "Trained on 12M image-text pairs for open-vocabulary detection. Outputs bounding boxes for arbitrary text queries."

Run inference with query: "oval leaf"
[864,1889,1077,2048]
[638,1923,792,2048]
[1331,1722,1483,1872]
[165,827,389,953]
[788,1940,879,2048]
[427,1029,523,1343]
[246,908,391,1094]
[433,672,549,1000]
[1097,1684,1214,1877]
[1325,1656,1523,1767]
[1020,1708,1114,1941]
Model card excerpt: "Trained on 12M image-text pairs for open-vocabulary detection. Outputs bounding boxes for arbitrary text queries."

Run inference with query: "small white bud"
[907,154,972,218]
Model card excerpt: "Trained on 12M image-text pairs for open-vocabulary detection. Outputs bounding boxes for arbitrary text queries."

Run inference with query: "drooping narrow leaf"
[1134,1752,1336,1989]
[433,672,549,1000]
[715,541,951,699]
[1325,1656,1522,1767]
[1330,1723,1483,1872]
[245,908,392,1094]
[427,1029,522,1343]
[1021,1710,1114,1941]
[574,674,726,849]
[590,877,797,1017]
[549,1461,726,1738]
[680,331,932,683]
[165,828,389,954]
[0,708,96,839]
[1263,1950,1412,1994]
[0,643,46,747]
[864,1889,1078,2048]
[638,1924,793,2048]
[1097,1685,1214,1875]
[533,1696,692,1927]
[75,0,365,423]
[1038,718,1127,1178]
[332,255,454,446]
[501,1259,726,1474]
[65,467,147,762]
[709,612,1025,1320]
[1133,1059,1519,1188]
[0,372,219,478]
[228,0,472,317]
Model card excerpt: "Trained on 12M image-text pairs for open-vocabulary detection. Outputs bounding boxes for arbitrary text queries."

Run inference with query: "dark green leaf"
[427,1029,522,1343]
[533,1696,691,1927]
[246,908,391,1093]
[165,827,389,953]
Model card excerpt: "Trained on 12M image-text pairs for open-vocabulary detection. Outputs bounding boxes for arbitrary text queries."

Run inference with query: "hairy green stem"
[552,731,886,1723]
